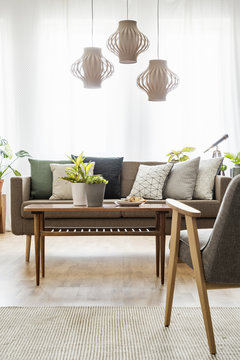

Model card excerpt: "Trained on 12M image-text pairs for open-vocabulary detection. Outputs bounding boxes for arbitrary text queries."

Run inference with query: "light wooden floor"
[0,232,239,307]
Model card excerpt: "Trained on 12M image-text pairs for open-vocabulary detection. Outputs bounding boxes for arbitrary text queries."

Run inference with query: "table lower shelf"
[42,226,159,236]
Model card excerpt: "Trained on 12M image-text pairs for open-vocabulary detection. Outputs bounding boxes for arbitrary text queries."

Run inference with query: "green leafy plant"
[166,147,195,162]
[0,137,30,178]
[221,164,227,172]
[60,153,94,183]
[224,152,240,164]
[86,174,108,185]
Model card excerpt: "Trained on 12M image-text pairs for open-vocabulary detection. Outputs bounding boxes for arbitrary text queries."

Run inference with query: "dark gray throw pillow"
[72,155,124,199]
[164,157,200,200]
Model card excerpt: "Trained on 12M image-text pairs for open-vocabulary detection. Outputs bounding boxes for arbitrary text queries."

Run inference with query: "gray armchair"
[164,175,240,354]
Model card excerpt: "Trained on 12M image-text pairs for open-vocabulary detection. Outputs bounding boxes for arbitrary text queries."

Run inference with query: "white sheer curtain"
[0,0,240,227]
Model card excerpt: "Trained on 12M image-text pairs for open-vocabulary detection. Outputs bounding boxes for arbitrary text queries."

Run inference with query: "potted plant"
[85,175,108,207]
[166,147,195,163]
[60,153,94,205]
[224,152,240,177]
[0,137,30,193]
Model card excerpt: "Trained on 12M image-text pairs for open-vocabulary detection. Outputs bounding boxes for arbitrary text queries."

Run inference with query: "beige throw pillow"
[164,157,200,200]
[49,163,94,200]
[193,157,223,200]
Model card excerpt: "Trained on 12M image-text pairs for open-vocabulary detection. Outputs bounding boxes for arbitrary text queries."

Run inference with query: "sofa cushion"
[72,156,124,199]
[164,157,200,200]
[29,159,69,199]
[22,200,121,219]
[121,200,220,218]
[129,163,173,200]
[193,157,223,200]
[179,229,212,268]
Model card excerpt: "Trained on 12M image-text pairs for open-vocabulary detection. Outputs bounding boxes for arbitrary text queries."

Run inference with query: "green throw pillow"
[29,159,70,199]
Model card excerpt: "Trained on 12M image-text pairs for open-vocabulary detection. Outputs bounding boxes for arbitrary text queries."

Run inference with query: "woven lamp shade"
[137,59,179,101]
[71,47,114,89]
[107,20,149,64]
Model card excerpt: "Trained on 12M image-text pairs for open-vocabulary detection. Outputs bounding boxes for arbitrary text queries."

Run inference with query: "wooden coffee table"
[24,203,170,286]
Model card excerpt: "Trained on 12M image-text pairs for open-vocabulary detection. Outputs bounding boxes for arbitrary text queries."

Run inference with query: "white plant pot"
[71,183,87,206]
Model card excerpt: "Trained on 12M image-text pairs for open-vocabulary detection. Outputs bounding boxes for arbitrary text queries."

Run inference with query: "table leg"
[34,213,40,286]
[160,213,166,285]
[155,212,160,277]
[40,213,45,278]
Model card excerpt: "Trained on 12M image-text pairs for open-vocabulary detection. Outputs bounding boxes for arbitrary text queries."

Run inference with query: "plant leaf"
[181,147,195,153]
[15,150,31,158]
[0,149,9,158]
[180,155,189,162]
[224,152,235,161]
[0,138,8,146]
[9,166,21,176]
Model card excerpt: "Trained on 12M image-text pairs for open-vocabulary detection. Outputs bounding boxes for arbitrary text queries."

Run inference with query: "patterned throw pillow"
[193,157,223,200]
[129,163,173,200]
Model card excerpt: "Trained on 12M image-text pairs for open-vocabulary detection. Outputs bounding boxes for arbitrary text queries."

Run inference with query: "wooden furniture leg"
[0,194,6,233]
[155,212,160,277]
[34,213,40,286]
[186,215,216,354]
[165,210,181,326]
[160,212,166,285]
[40,213,45,278]
[25,235,31,262]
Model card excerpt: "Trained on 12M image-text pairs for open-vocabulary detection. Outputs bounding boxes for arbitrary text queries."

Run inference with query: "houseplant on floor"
[60,153,94,205]
[0,137,30,193]
[224,152,240,177]
[86,175,108,207]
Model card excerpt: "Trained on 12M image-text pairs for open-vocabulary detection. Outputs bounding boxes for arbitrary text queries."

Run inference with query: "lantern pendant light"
[107,0,149,64]
[137,0,179,101]
[71,0,114,88]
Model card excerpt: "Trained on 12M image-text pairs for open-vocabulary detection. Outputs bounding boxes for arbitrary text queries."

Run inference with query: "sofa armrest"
[11,177,31,235]
[215,175,232,202]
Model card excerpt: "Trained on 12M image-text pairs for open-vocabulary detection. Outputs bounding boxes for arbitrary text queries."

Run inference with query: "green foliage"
[86,174,108,185]
[224,152,240,164]
[60,152,94,183]
[221,164,227,172]
[166,147,195,162]
[0,137,31,178]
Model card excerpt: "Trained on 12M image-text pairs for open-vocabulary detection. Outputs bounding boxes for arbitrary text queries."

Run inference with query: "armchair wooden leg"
[186,216,216,355]
[25,235,31,262]
[164,211,181,327]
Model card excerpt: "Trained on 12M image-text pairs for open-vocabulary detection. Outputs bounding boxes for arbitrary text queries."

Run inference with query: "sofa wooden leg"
[25,235,31,262]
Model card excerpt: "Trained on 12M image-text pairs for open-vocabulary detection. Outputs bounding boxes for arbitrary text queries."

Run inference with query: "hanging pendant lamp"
[137,0,179,101]
[107,0,149,64]
[71,0,114,88]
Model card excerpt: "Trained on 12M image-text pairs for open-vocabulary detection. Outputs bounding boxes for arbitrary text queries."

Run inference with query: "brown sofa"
[11,161,231,236]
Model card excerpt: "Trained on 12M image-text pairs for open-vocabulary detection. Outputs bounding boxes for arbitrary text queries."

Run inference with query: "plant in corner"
[166,147,195,163]
[60,153,94,206]
[85,175,108,207]
[0,137,30,193]
[224,152,240,177]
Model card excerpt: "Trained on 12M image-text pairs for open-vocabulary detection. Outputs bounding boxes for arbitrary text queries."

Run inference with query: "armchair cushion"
[179,229,212,269]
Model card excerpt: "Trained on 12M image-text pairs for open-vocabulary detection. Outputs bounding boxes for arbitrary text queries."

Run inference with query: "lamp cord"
[157,0,159,59]
[127,0,128,20]
[91,0,94,46]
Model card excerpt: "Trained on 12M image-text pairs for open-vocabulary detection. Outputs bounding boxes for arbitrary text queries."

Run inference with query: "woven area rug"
[0,307,240,360]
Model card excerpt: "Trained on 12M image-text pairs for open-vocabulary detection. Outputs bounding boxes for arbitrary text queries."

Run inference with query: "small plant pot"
[0,179,4,194]
[230,164,240,177]
[86,183,106,207]
[71,183,87,206]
